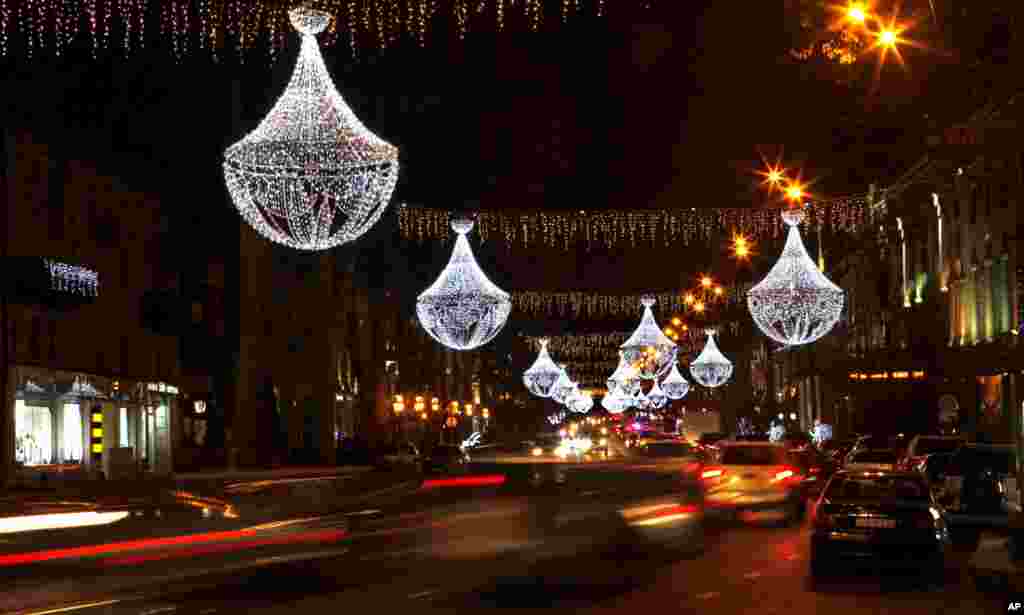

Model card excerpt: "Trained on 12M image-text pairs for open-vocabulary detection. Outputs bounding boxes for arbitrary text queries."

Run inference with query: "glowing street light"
[694,301,705,313]
[713,286,724,297]
[672,317,682,326]
[700,276,713,289]
[846,2,867,24]
[785,183,805,202]
[878,28,897,48]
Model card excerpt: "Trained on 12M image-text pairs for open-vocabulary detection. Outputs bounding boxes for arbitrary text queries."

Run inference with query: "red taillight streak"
[647,504,698,520]
[420,475,506,490]
[0,528,259,567]
[103,529,347,566]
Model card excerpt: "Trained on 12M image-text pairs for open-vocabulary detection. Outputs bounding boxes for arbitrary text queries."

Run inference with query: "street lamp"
[846,2,868,24]
[414,396,425,413]
[481,408,489,419]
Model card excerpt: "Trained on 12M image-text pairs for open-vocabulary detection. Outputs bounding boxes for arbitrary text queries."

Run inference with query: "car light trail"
[0,511,131,535]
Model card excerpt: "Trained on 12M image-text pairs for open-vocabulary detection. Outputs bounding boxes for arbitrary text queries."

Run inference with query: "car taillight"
[770,466,802,484]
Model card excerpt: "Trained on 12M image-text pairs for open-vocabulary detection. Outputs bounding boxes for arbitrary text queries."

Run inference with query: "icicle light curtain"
[398,198,869,250]
[511,286,750,318]
[0,0,651,60]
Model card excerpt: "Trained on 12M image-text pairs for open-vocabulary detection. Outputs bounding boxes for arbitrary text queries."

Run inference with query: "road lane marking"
[743,571,762,579]
[696,592,720,600]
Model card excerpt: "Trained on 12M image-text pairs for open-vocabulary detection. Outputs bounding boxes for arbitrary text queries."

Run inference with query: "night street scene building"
[0,1,1022,613]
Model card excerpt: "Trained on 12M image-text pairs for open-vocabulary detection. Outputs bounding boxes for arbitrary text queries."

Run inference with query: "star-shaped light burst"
[621,296,678,380]
[223,6,399,251]
[416,217,512,350]
[747,208,844,346]
[523,339,562,398]
[689,330,733,388]
[660,363,691,400]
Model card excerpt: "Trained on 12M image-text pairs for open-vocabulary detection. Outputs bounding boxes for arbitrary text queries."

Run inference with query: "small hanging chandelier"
[416,217,511,350]
[646,380,669,409]
[621,296,678,380]
[690,330,733,388]
[747,207,845,346]
[223,5,399,251]
[660,363,690,400]
[523,339,562,398]
[550,367,576,405]
[607,351,641,396]
[601,388,630,414]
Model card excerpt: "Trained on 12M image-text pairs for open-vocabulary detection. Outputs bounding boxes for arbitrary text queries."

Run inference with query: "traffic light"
[90,406,103,461]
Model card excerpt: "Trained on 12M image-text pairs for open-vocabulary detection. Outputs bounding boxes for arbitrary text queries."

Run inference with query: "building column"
[50,397,62,464]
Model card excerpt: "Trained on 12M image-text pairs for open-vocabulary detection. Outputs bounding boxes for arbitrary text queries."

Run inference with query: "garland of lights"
[747,208,844,346]
[399,199,869,249]
[416,217,511,350]
[43,259,99,296]
[524,326,743,362]
[0,0,637,60]
[512,287,746,318]
[223,6,398,251]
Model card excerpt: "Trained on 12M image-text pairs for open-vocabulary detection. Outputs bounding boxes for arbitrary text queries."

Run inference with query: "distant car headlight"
[532,447,543,457]
[599,438,607,446]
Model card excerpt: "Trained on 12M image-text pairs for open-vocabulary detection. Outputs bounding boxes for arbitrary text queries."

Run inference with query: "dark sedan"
[810,471,951,579]
[423,445,471,474]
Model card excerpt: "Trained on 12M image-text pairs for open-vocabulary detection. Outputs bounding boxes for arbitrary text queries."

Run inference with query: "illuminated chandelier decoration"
[660,363,690,400]
[747,207,845,346]
[547,411,567,426]
[568,390,594,414]
[550,367,577,405]
[523,339,562,398]
[633,388,649,409]
[690,330,733,388]
[645,380,669,410]
[601,387,631,414]
[621,296,678,380]
[607,351,641,396]
[223,6,399,251]
[416,217,512,350]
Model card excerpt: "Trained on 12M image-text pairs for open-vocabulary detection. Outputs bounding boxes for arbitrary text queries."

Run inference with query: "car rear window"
[850,451,897,463]
[914,438,962,455]
[642,443,694,457]
[826,476,929,500]
[722,446,786,466]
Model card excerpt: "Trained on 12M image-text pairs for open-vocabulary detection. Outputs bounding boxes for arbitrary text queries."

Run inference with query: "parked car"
[701,442,804,524]
[844,449,899,472]
[422,444,470,475]
[899,435,965,472]
[937,443,1017,528]
[810,470,950,580]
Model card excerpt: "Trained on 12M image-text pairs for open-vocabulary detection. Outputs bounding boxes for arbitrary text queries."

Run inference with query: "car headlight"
[531,447,543,457]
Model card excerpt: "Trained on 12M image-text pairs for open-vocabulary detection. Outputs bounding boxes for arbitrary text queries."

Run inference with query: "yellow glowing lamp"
[91,412,103,423]
[785,184,805,201]
[672,317,681,326]
[482,408,489,418]
[847,3,867,24]
[684,294,694,305]
[713,286,723,296]
[694,301,705,313]
[91,427,103,438]
[91,443,103,454]
[878,29,897,47]
[700,276,712,288]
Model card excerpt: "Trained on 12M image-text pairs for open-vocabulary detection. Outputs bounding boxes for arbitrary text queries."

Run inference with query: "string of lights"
[0,0,650,60]
[398,199,869,249]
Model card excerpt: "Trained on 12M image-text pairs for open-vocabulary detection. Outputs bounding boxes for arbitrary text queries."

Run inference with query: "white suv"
[702,442,805,524]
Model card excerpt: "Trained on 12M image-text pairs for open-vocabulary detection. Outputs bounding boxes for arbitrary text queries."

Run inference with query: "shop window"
[63,403,82,463]
[16,401,52,466]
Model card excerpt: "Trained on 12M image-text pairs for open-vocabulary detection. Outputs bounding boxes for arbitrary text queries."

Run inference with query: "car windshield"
[914,438,961,455]
[722,446,787,466]
[850,451,897,463]
[641,443,694,457]
[826,476,930,500]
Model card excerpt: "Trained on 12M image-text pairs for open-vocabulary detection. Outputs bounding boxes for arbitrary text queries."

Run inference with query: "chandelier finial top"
[640,295,655,308]
[705,328,716,337]
[289,5,331,35]
[781,207,806,227]
[451,216,475,235]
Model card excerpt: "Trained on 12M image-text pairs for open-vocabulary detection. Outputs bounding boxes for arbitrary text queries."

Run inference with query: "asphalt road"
[43,515,1012,615]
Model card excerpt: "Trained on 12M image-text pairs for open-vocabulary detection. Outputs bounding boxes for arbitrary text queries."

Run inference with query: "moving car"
[899,435,965,471]
[635,440,705,478]
[701,442,804,524]
[380,442,421,468]
[810,470,950,579]
[844,449,898,472]
[789,447,838,495]
[422,444,470,475]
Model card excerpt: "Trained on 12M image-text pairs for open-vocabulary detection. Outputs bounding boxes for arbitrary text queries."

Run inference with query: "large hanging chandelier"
[747,207,845,345]
[690,330,733,388]
[523,339,562,398]
[660,363,690,400]
[416,217,511,350]
[621,296,678,380]
[223,6,399,251]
